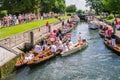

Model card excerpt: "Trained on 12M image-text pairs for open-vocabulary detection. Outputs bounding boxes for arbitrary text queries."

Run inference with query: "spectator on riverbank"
[46,21,49,33]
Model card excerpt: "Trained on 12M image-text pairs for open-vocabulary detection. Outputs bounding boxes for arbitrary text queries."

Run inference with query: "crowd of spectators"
[0,13,63,28]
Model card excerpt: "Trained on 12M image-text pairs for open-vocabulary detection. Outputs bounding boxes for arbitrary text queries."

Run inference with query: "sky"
[65,0,90,11]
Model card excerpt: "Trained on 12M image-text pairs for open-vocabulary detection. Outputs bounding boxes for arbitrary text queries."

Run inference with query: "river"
[6,22,120,80]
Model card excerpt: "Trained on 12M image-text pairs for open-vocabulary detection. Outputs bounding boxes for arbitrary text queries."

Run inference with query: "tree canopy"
[0,0,66,15]
[86,0,120,14]
[66,4,77,13]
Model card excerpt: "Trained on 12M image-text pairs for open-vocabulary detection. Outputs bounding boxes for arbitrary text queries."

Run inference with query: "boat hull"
[61,42,88,56]
[104,39,120,56]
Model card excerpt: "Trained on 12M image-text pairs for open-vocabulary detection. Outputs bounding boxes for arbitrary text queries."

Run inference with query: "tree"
[52,0,66,13]
[102,0,120,14]
[76,9,83,14]
[86,0,104,14]
[66,4,76,13]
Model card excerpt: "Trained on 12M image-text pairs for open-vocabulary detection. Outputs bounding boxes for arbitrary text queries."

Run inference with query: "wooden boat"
[27,49,62,67]
[60,42,88,57]
[15,49,34,69]
[15,56,27,69]
[99,29,105,38]
[104,39,120,56]
[62,26,73,34]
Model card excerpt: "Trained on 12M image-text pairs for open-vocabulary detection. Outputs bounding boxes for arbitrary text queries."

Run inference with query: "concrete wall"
[0,22,60,49]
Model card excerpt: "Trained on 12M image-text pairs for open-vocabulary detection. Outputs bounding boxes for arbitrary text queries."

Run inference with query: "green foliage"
[0,58,17,79]
[66,5,77,13]
[67,13,71,16]
[0,10,7,18]
[1,0,66,14]
[107,14,114,20]
[102,0,120,13]
[76,9,83,14]
[86,0,104,14]
[41,0,66,13]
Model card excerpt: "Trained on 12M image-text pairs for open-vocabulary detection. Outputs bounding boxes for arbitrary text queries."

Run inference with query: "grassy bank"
[0,18,58,39]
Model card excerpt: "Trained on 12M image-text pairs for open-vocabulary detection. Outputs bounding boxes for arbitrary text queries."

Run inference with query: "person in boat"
[51,42,57,54]
[58,39,63,50]
[107,29,112,45]
[78,32,82,44]
[34,44,42,54]
[24,51,34,62]
[68,40,74,49]
[82,38,88,43]
[111,33,116,47]
[114,18,119,30]
[105,26,109,38]
[41,38,47,51]
[62,43,69,52]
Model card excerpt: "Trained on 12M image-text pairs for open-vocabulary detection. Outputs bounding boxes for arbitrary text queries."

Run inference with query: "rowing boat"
[27,49,61,67]
[15,49,35,69]
[88,22,98,30]
[60,42,88,56]
[104,39,120,56]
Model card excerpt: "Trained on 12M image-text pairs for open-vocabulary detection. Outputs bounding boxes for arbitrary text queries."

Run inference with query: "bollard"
[30,31,34,45]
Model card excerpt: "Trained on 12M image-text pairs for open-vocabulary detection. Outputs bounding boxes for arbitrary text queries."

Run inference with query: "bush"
[67,13,71,16]
[107,14,114,20]
[0,10,7,18]
[55,16,58,18]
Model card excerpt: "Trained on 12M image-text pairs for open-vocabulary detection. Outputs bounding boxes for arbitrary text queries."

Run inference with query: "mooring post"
[30,31,34,45]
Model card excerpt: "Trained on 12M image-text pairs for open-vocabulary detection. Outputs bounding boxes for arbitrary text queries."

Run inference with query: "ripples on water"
[5,22,120,80]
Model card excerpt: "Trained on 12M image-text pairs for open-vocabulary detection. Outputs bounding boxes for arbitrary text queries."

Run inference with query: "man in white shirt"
[51,43,57,54]
[34,45,42,54]
[62,43,68,52]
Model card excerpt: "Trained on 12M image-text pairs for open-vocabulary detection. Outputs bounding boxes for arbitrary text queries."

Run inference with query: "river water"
[6,22,120,80]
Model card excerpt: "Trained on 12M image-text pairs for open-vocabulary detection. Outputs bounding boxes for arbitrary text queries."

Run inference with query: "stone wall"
[0,22,60,49]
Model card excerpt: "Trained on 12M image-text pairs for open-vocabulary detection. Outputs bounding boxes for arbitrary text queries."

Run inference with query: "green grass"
[58,16,70,19]
[0,18,58,39]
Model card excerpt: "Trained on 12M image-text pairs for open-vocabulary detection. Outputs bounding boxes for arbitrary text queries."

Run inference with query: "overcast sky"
[65,0,90,11]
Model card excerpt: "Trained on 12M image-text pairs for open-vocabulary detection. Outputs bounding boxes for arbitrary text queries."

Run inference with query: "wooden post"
[30,31,34,45]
